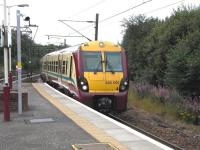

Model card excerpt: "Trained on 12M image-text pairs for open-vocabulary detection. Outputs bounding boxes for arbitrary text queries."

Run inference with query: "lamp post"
[16,9,22,114]
[2,0,10,121]
[0,4,29,88]
[7,4,29,89]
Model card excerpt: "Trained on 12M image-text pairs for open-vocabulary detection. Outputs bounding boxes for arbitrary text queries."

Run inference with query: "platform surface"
[0,83,97,150]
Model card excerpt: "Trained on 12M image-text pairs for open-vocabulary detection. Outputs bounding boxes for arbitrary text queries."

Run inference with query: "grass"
[128,89,200,132]
[128,89,179,120]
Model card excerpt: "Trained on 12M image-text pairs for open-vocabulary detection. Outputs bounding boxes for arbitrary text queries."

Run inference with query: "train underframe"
[76,90,127,113]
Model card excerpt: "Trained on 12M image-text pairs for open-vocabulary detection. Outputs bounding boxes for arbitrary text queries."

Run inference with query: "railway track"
[0,73,40,84]
[107,113,184,150]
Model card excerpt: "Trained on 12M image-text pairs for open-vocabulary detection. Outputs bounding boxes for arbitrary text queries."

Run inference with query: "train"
[40,41,129,112]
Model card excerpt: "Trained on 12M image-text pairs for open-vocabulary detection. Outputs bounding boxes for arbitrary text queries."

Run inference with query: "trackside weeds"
[129,82,200,125]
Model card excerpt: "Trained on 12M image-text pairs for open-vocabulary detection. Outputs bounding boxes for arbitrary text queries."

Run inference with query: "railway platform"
[0,83,173,150]
[0,83,98,150]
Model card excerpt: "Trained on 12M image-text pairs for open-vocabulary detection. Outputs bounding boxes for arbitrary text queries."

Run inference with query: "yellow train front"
[41,41,129,112]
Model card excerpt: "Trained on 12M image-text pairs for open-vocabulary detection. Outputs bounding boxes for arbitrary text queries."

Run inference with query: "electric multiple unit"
[40,41,129,112]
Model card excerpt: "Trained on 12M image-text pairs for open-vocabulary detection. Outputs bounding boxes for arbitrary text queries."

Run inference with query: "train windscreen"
[82,51,102,72]
[105,52,122,72]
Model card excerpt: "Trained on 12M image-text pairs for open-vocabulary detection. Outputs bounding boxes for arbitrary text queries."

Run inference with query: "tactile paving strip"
[71,143,118,150]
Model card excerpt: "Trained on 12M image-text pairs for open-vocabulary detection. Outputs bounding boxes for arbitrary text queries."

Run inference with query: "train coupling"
[96,97,112,113]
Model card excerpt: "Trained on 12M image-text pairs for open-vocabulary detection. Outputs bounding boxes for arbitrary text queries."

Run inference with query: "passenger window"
[65,61,68,75]
[70,56,73,78]
[62,61,65,74]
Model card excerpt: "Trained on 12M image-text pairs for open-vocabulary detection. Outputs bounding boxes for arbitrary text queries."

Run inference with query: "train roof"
[47,45,80,56]
[43,41,123,58]
[80,41,122,51]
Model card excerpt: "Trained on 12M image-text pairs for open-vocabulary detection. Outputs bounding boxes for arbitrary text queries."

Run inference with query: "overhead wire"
[68,0,106,18]
[64,0,187,45]
[78,0,187,36]
[100,0,152,23]
[143,0,185,15]
[98,0,186,28]
[67,0,153,36]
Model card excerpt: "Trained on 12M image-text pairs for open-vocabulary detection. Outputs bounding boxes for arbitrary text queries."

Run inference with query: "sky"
[0,0,200,46]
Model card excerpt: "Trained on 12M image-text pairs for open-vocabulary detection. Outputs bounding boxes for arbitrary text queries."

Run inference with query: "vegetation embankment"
[122,6,200,125]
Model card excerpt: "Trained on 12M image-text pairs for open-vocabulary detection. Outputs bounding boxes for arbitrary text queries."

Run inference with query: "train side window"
[50,61,52,71]
[43,61,46,70]
[49,61,50,71]
[69,56,73,78]
[65,61,68,75]
[62,61,65,74]
[53,61,56,72]
[52,61,54,72]
[56,61,58,72]
[52,61,53,71]
[47,61,49,71]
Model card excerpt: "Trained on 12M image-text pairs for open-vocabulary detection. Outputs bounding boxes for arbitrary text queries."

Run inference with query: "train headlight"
[78,76,89,92]
[119,78,129,92]
[82,85,88,90]
[120,85,126,91]
[124,81,128,86]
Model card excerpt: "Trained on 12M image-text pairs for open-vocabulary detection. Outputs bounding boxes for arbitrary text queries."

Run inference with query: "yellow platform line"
[32,83,129,150]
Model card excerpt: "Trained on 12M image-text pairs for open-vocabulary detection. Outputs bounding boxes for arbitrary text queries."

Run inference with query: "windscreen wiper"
[94,60,101,74]
[106,59,115,74]
[94,55,102,74]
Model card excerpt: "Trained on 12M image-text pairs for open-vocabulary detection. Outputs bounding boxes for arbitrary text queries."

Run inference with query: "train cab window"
[82,51,102,72]
[105,52,122,72]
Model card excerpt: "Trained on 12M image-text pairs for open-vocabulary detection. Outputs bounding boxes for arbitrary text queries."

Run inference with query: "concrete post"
[3,0,10,122]
[8,7,13,89]
[16,10,22,114]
